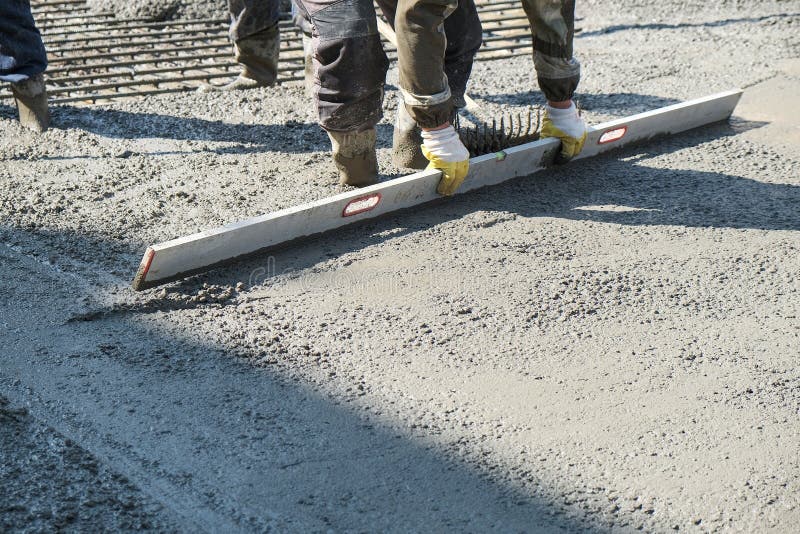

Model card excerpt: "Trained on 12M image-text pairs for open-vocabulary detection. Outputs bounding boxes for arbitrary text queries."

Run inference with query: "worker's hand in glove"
[540,101,588,163]
[420,124,470,196]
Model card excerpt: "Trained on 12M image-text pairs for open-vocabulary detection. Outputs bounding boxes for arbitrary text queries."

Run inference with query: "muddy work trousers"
[521,0,580,103]
[292,0,482,132]
[228,0,282,83]
[400,0,580,125]
[0,0,47,83]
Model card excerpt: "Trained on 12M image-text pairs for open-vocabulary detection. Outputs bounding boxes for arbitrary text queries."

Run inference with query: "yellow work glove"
[421,145,469,196]
[540,102,588,163]
[420,125,470,196]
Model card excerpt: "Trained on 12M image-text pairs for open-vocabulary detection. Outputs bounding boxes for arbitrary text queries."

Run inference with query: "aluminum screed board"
[132,89,743,290]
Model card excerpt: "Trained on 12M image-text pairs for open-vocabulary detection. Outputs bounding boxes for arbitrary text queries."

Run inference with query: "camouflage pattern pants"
[292,0,482,132]
[0,0,47,83]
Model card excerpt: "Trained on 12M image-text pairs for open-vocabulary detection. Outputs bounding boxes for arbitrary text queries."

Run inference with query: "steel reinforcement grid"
[1,0,537,104]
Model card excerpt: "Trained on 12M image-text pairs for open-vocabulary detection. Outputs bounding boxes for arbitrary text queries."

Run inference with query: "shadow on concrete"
[472,91,683,117]
[54,105,328,154]
[576,12,800,39]
[0,101,325,156]
[146,118,794,298]
[0,101,402,159]
[0,242,603,532]
[0,101,16,119]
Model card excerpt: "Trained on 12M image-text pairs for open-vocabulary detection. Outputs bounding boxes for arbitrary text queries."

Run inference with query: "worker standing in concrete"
[294,0,586,192]
[399,0,588,194]
[293,0,482,187]
[526,0,587,164]
[1,0,50,132]
[201,0,282,91]
[380,0,482,170]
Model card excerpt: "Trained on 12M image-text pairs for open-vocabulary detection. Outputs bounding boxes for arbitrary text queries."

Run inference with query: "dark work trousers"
[397,0,580,122]
[377,0,480,110]
[291,0,482,132]
[521,0,580,103]
[0,0,47,83]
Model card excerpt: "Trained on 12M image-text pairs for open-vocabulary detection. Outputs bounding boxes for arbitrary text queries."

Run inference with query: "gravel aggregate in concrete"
[0,395,179,532]
[1,1,799,532]
[86,0,227,21]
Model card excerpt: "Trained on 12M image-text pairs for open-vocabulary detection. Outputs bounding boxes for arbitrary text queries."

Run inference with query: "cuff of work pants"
[405,99,454,130]
[533,53,581,103]
[537,74,580,104]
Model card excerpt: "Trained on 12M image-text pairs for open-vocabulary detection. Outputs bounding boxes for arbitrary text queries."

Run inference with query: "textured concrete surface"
[0,395,180,532]
[86,0,227,21]
[1,1,799,532]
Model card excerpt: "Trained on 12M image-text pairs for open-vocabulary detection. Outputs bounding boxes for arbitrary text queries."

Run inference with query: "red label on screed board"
[139,248,155,277]
[598,126,628,144]
[342,193,382,217]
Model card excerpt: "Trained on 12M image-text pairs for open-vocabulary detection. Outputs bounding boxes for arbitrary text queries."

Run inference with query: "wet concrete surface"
[1,1,799,532]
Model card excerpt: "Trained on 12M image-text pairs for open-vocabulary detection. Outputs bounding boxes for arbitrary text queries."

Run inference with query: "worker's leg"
[295,0,388,132]
[520,0,585,162]
[294,0,389,185]
[393,0,456,129]
[382,0,479,169]
[441,0,481,108]
[520,0,580,103]
[375,0,481,108]
[392,0,469,194]
[0,0,47,83]
[227,0,282,86]
[0,0,50,132]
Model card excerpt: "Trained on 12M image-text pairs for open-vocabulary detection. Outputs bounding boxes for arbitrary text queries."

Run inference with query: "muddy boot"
[327,129,379,187]
[10,73,50,133]
[200,24,279,92]
[198,75,268,93]
[237,24,280,85]
[391,102,428,169]
[302,32,314,97]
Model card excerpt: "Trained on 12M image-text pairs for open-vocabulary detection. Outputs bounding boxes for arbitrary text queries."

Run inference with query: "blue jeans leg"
[0,0,48,83]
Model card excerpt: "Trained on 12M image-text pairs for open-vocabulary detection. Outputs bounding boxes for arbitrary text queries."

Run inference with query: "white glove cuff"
[545,102,587,139]
[421,125,470,163]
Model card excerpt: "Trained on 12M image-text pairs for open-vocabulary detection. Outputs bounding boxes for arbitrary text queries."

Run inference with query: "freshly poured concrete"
[1,1,798,531]
[85,0,227,21]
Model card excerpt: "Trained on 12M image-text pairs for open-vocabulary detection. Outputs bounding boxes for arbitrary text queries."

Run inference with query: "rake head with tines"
[455,107,542,157]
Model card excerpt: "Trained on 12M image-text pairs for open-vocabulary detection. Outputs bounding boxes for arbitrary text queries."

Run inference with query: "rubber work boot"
[391,102,428,170]
[198,75,268,93]
[199,25,279,92]
[11,73,50,133]
[302,32,314,97]
[327,129,379,187]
